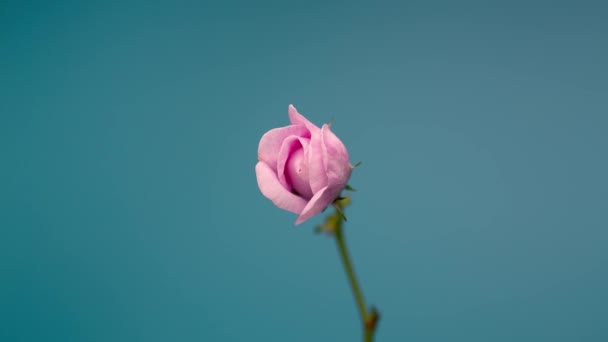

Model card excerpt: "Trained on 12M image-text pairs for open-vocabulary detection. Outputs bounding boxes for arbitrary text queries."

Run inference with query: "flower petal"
[256,162,308,214]
[258,125,309,171]
[288,105,320,133]
[277,136,310,191]
[321,124,352,185]
[295,185,343,225]
[306,128,328,193]
[285,147,314,200]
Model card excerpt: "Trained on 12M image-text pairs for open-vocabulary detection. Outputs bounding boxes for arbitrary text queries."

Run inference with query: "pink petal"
[306,128,328,193]
[276,136,310,191]
[285,147,314,200]
[321,124,352,185]
[258,125,309,171]
[294,185,343,225]
[287,105,327,193]
[256,162,307,214]
[288,105,320,133]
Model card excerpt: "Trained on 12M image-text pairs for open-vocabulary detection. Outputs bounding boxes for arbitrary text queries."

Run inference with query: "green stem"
[334,217,378,342]
[363,328,374,342]
[335,224,368,323]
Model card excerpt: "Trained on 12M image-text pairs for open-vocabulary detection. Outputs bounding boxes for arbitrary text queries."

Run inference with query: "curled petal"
[306,128,328,193]
[285,147,314,200]
[256,162,307,214]
[288,104,320,133]
[295,185,343,225]
[321,124,352,185]
[258,125,309,171]
[277,136,310,191]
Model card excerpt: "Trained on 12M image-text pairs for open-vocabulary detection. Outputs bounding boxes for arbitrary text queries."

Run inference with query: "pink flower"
[256,105,353,225]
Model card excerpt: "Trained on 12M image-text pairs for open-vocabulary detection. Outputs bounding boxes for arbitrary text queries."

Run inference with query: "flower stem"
[333,210,379,341]
[335,224,368,323]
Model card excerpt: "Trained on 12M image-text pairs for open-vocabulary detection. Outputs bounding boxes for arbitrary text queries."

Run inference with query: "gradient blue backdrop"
[2,1,607,341]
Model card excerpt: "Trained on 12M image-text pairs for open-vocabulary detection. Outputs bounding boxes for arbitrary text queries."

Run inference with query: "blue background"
[2,1,607,341]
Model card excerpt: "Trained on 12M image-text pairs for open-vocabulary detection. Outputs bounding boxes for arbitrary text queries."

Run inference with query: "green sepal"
[333,203,348,222]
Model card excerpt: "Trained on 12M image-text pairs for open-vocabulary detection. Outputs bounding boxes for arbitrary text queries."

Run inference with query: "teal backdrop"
[1,1,607,341]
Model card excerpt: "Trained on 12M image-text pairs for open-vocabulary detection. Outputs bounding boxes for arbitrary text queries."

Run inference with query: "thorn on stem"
[365,307,380,330]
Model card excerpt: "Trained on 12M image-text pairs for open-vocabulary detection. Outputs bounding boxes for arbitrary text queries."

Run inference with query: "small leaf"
[335,196,352,208]
[353,161,362,168]
[345,185,357,191]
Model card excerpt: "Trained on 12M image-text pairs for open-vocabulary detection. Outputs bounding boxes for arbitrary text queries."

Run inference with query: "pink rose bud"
[256,105,353,225]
